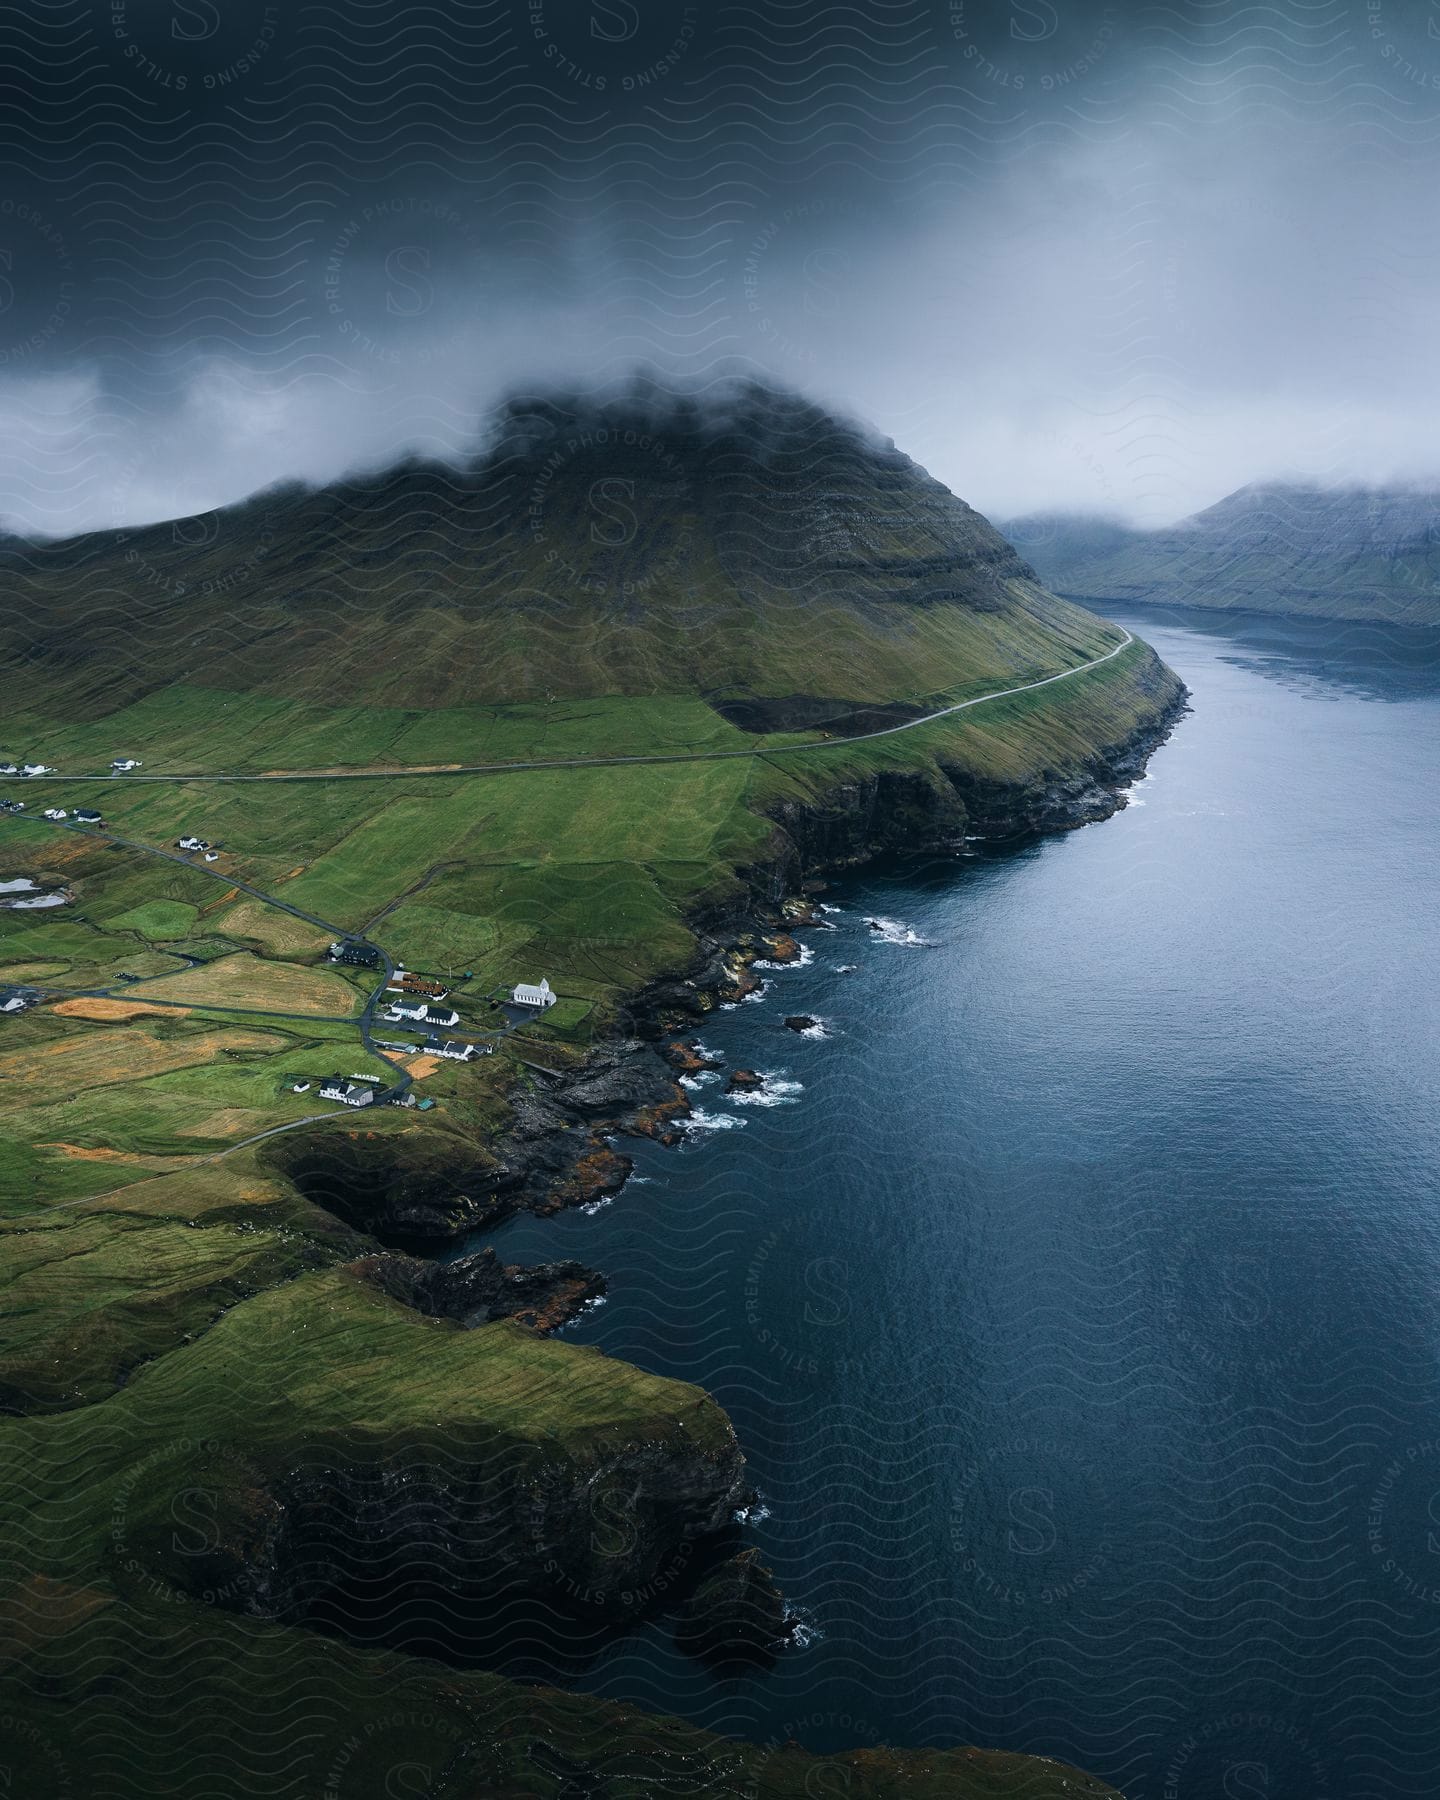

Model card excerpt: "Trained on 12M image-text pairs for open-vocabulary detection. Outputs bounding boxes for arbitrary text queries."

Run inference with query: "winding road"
[10,629,1135,786]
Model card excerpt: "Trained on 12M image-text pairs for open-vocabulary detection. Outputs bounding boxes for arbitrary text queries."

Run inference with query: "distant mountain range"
[1005,483,1440,626]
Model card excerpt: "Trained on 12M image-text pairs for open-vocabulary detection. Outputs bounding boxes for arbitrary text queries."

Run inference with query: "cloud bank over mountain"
[1,0,1438,536]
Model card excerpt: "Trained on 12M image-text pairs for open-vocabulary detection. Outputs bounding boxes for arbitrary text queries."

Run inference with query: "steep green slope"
[7,381,1138,737]
[1008,482,1440,625]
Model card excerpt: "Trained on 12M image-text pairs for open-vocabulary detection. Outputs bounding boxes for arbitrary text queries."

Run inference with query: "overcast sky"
[1,0,1438,536]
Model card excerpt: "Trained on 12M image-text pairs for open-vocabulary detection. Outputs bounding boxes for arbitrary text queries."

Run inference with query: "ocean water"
[481,606,1440,1798]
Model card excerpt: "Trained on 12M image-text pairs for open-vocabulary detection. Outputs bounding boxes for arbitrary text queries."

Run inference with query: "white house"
[177,836,204,851]
[512,977,556,1010]
[21,764,52,777]
[319,1076,375,1108]
[429,1039,476,1061]
[111,758,141,772]
[0,763,17,776]
[74,809,102,825]
[1,994,28,1013]
[42,808,68,821]
[385,999,458,1028]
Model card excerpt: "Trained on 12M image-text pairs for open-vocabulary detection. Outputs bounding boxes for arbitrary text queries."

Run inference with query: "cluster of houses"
[40,807,102,825]
[303,1073,441,1110]
[383,995,459,1029]
[0,799,26,814]
[286,967,558,1113]
[176,835,221,862]
[382,967,459,1031]
[317,1074,379,1108]
[285,959,558,1106]
[0,757,140,776]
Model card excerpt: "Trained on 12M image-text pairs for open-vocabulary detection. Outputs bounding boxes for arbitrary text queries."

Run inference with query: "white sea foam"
[733,1498,771,1525]
[754,941,815,971]
[1123,771,1153,808]
[864,915,930,947]
[559,1295,608,1323]
[785,1605,822,1650]
[683,1109,746,1134]
[728,1075,803,1107]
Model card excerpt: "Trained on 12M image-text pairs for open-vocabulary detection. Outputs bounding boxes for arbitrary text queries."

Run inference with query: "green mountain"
[9,381,1148,722]
[0,383,1174,1799]
[1007,482,1440,625]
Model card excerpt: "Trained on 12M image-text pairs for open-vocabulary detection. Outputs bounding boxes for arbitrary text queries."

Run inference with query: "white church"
[511,977,556,1010]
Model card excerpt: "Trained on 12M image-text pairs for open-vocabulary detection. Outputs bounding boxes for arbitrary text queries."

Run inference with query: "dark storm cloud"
[0,0,1437,536]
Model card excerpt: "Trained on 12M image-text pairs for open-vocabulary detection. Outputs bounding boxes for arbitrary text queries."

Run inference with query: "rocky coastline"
[241,666,1187,1681]
[274,667,1188,1249]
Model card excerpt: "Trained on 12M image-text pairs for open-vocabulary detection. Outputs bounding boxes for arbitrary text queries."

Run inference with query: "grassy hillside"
[1008,482,1440,625]
[0,383,1175,1795]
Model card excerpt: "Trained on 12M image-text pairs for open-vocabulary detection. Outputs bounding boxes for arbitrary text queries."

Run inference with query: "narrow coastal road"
[15,629,1136,786]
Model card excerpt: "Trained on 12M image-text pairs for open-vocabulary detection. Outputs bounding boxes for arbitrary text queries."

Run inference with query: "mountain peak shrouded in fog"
[4,2,1440,536]
[0,377,1106,718]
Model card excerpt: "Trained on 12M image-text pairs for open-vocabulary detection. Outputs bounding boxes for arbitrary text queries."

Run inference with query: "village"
[300,950,559,1111]
[0,750,143,823]
[1,772,567,1137]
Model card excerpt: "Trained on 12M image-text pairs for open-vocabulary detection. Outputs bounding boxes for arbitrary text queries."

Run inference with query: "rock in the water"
[726,1068,764,1093]
[664,1039,723,1076]
[783,1015,818,1034]
[676,1548,792,1668]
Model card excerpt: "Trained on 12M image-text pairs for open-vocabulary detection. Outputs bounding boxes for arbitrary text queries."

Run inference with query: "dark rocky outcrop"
[263,1042,682,1245]
[726,1068,764,1093]
[663,1039,724,1076]
[675,1548,793,1668]
[352,1246,604,1333]
[129,1428,754,1648]
[784,1016,819,1035]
